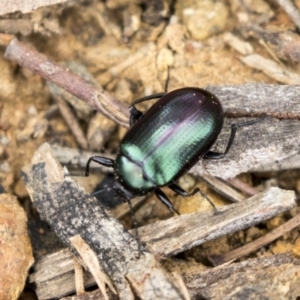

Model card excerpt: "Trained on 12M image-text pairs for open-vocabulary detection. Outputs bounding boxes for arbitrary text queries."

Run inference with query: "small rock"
[0,135,10,145]
[0,194,34,300]
[176,0,228,41]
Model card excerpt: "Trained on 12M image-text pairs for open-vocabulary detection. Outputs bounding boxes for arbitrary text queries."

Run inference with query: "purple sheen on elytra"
[116,88,223,192]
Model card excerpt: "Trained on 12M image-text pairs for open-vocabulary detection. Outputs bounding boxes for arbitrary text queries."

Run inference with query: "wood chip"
[26,144,295,298]
[241,54,300,84]
[139,187,295,257]
[70,235,115,299]
[22,143,186,300]
[185,253,300,299]
[0,0,68,15]
[223,32,253,55]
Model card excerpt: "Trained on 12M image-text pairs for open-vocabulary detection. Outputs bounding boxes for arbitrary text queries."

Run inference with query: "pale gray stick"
[23,143,186,300]
[29,183,295,298]
[276,0,300,30]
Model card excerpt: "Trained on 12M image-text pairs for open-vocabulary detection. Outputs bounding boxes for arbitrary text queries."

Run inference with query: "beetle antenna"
[235,117,266,128]
[64,172,86,177]
[91,187,112,196]
[164,66,170,92]
[127,200,143,258]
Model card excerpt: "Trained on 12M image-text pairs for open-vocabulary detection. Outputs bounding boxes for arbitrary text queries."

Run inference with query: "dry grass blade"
[208,211,300,266]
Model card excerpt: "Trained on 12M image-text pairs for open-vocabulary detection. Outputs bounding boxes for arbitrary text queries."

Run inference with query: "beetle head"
[114,176,135,201]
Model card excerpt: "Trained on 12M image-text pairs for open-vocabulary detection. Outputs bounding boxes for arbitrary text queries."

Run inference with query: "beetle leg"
[127,200,143,258]
[130,93,166,106]
[85,156,115,176]
[168,183,218,214]
[128,93,166,126]
[154,188,180,215]
[129,106,143,126]
[204,124,237,159]
[205,119,261,159]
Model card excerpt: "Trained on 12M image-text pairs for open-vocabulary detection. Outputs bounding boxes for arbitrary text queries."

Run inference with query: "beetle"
[85,87,241,214]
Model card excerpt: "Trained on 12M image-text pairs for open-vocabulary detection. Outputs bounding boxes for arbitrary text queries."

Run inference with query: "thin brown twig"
[4,36,300,180]
[208,212,300,266]
[3,37,129,127]
[227,177,259,197]
[54,95,89,150]
[3,36,300,124]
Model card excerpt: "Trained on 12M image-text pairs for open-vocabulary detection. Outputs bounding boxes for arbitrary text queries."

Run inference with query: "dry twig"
[53,95,88,150]
[276,0,300,30]
[208,211,300,266]
[26,144,295,298]
[241,54,300,84]
[51,253,300,299]
[185,253,300,299]
[0,0,67,15]
[3,37,129,127]
[139,187,295,257]
[3,36,300,179]
[23,143,187,300]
